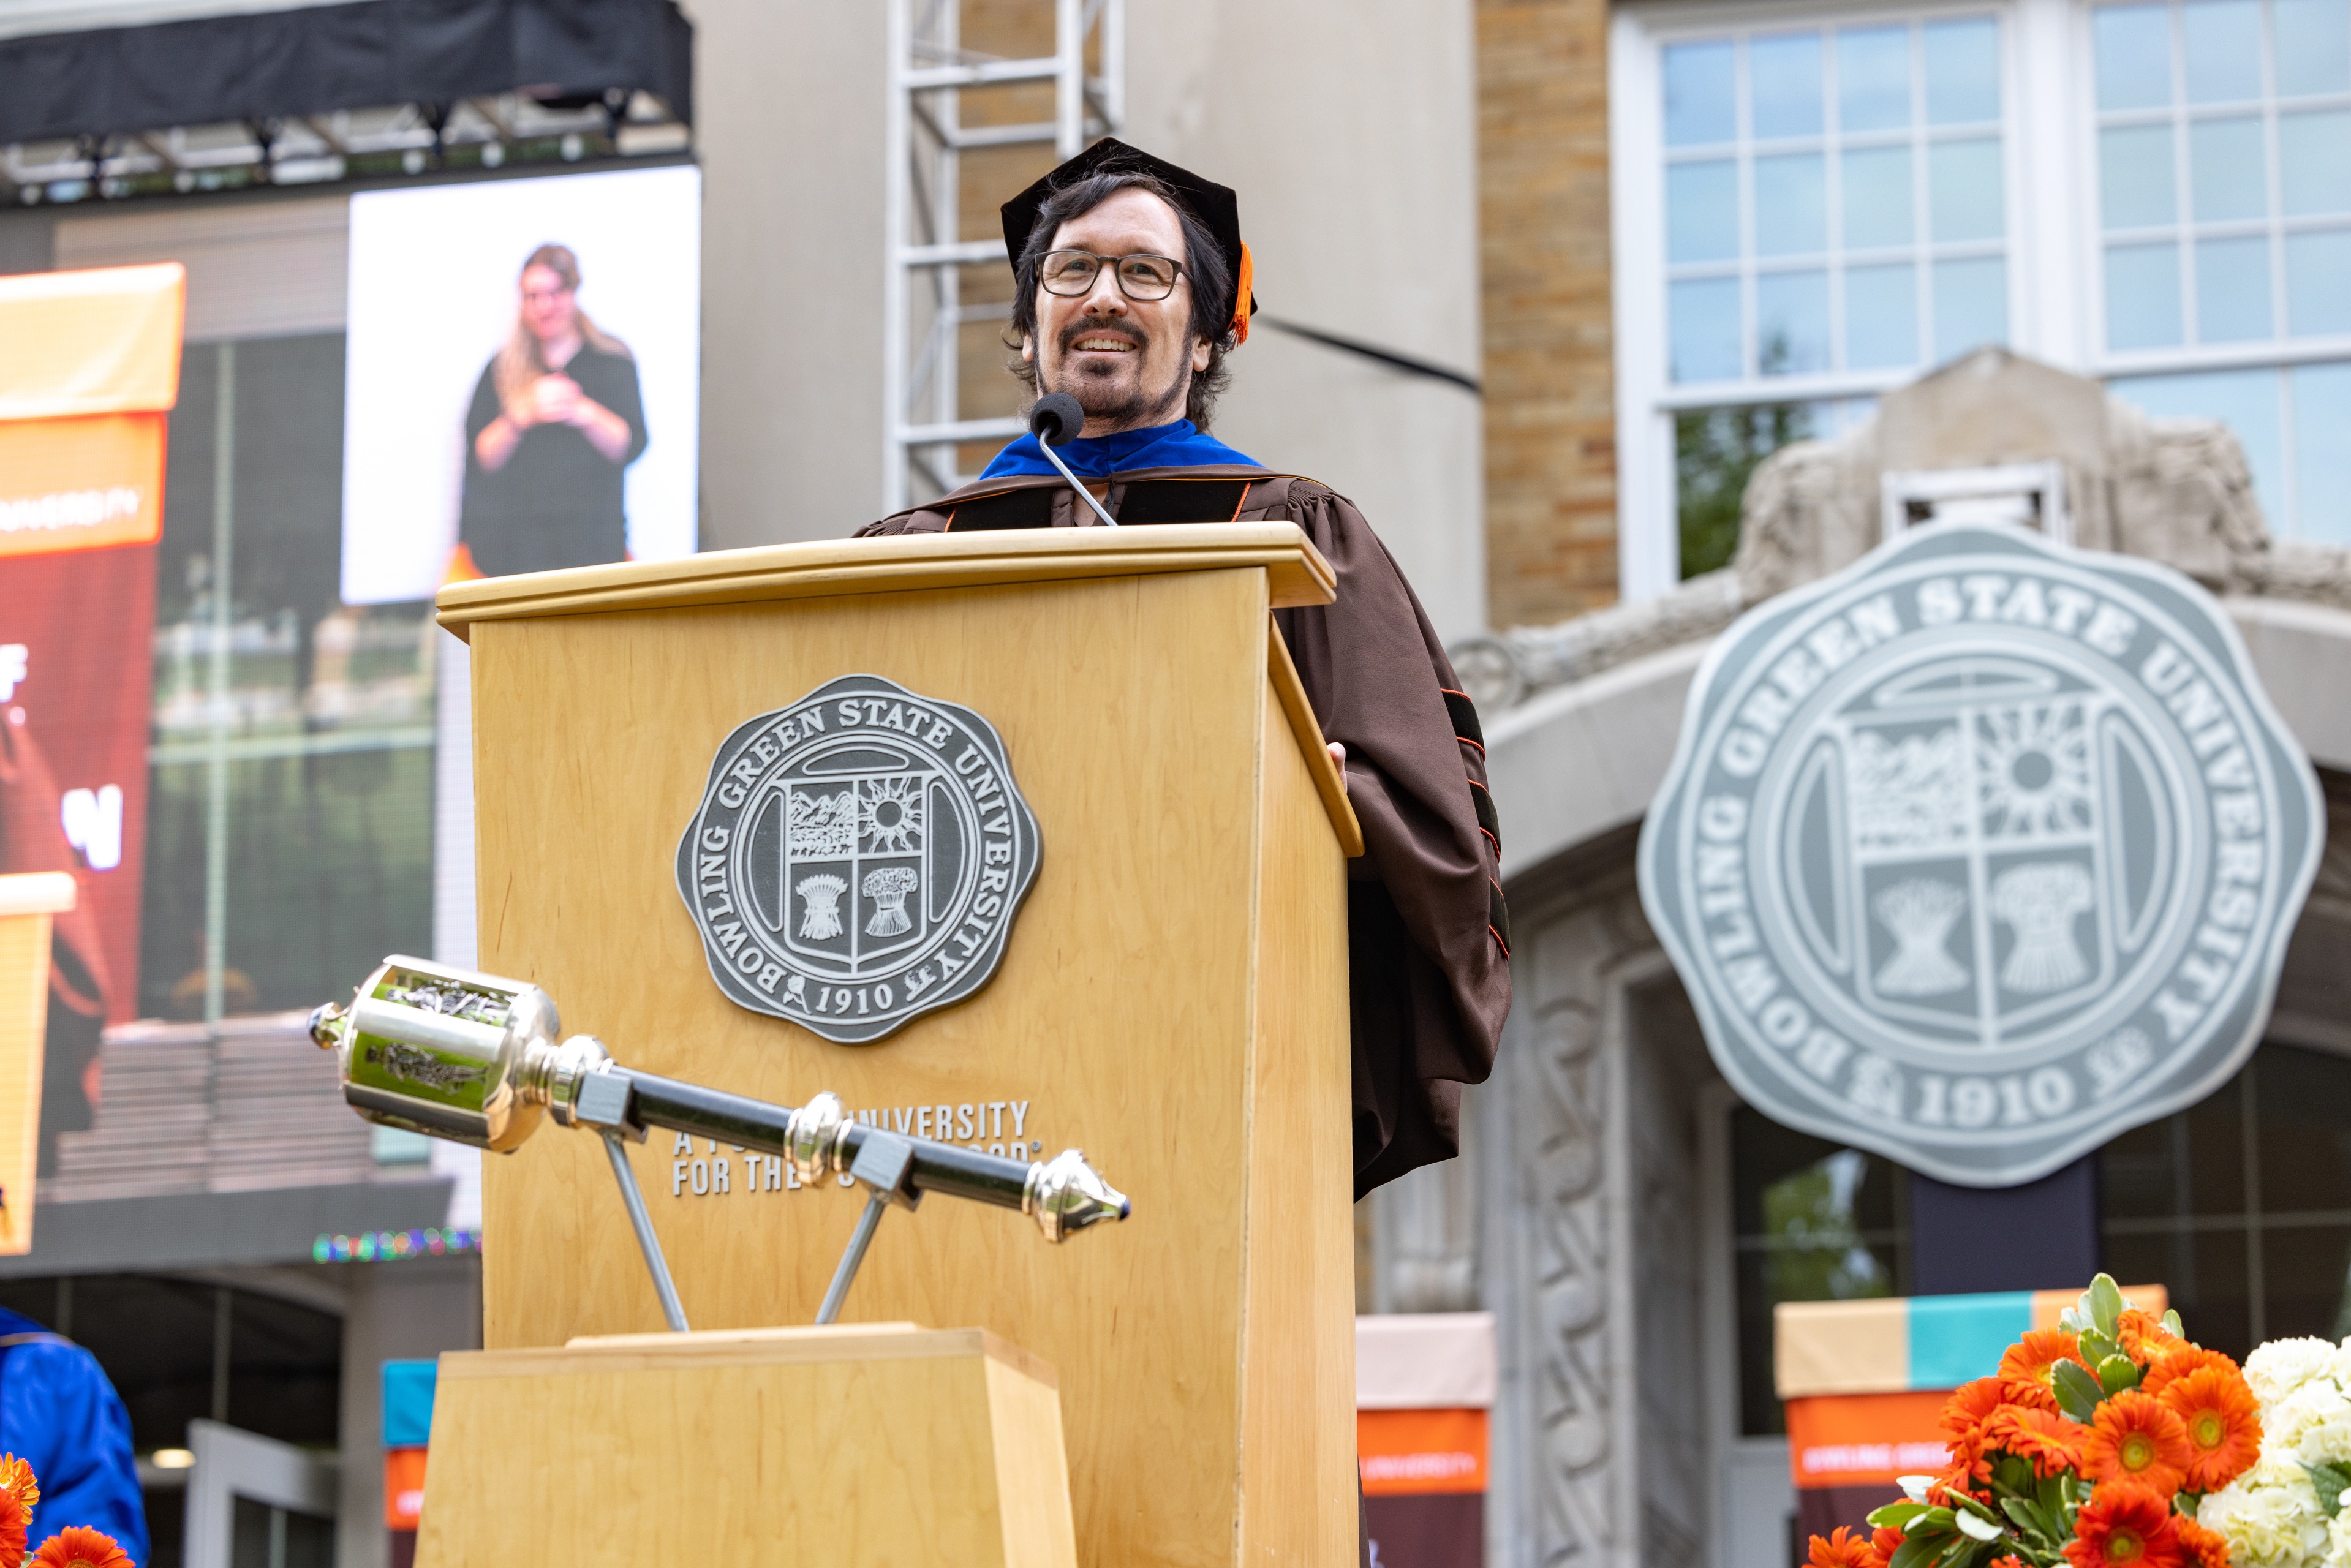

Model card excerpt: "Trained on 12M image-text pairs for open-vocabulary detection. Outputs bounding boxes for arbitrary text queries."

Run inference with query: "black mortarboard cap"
[1000,138,1257,344]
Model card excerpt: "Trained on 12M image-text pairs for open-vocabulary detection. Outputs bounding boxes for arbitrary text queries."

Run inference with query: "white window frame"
[1611,0,2095,598]
[2078,0,2351,377]
[2075,0,2351,538]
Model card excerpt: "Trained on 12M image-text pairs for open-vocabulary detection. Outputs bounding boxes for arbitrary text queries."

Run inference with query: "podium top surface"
[0,873,75,917]
[443,1322,1058,1389]
[435,521,1338,638]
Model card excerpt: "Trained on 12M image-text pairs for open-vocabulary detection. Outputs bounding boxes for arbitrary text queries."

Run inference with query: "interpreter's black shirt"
[459,342,648,577]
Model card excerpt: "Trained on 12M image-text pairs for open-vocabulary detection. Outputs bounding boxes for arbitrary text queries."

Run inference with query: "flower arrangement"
[1805,1274,2260,1568]
[0,1455,133,1568]
[2196,1334,2351,1567]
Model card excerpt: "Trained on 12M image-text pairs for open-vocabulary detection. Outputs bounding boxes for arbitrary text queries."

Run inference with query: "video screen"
[339,165,702,605]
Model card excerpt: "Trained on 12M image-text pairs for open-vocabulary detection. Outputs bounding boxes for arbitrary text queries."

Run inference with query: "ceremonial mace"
[308,956,1129,1332]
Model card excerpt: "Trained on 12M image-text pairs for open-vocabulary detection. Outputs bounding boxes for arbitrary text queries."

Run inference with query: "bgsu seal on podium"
[1640,522,2322,1186]
[676,674,1041,1044]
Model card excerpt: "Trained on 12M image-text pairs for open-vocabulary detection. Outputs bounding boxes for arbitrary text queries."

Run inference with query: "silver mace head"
[787,1092,1129,1245]
[1022,1148,1133,1243]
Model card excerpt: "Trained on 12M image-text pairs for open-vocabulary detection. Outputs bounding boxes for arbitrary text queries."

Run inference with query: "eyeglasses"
[1037,250,1186,302]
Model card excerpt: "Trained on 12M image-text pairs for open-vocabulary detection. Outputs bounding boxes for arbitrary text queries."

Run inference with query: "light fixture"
[149,1449,194,1470]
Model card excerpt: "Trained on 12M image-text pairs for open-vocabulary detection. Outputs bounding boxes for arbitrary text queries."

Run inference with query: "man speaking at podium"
[861,140,1509,1198]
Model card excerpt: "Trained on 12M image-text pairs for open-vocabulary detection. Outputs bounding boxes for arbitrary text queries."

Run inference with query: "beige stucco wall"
[689,0,889,551]
[1121,0,1489,641]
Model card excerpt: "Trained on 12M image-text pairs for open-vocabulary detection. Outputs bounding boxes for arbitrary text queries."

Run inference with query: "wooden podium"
[0,872,72,1256]
[435,524,1363,1566]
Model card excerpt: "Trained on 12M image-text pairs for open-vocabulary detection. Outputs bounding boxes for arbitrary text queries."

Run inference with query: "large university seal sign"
[676,674,1041,1044]
[1639,523,2322,1186]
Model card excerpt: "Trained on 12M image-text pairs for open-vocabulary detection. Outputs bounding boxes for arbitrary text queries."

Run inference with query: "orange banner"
[1787,1391,1954,1488]
[0,265,184,421]
[1359,1407,1489,1496]
[0,415,167,558]
[384,1447,426,1528]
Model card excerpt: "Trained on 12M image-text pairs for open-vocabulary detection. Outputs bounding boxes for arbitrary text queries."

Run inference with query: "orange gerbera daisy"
[1942,1378,2007,1436]
[2172,1517,2232,1568]
[1983,1404,2088,1478]
[1871,1525,1906,1567]
[28,1529,131,1568]
[2000,1376,2062,1415]
[2156,1364,2263,1493]
[0,1458,38,1509]
[1809,1526,1877,1568]
[2083,1392,2194,1495]
[0,1490,26,1568]
[1941,1377,2009,1466]
[2140,1346,2237,1401]
[2117,1310,2185,1365]
[2002,1327,2089,1387]
[2066,1483,2186,1568]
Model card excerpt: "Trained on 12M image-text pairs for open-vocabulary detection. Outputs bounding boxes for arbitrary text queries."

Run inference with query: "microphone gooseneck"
[1027,393,1120,528]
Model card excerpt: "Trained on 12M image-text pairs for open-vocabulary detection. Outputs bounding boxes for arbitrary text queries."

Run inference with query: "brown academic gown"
[860,464,1511,1198]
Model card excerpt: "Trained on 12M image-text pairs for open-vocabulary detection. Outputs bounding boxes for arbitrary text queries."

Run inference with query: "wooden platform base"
[418,1324,1077,1567]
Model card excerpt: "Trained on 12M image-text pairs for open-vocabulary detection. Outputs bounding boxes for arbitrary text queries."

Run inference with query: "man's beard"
[1045,320,1187,431]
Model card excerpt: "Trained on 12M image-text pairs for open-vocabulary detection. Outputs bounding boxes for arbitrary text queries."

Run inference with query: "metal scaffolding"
[4,92,689,205]
[883,0,1124,511]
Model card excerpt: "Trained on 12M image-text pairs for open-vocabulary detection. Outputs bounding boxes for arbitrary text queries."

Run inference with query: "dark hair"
[1005,170,1236,429]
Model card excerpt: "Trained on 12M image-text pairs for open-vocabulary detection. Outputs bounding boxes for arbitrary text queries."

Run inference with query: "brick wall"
[1477,0,1620,628]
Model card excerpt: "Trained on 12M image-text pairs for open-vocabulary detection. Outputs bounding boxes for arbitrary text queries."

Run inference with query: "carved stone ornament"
[1639,521,2323,1186]
[674,674,1041,1045]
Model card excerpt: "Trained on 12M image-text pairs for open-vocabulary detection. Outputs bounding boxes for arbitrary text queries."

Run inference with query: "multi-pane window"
[1661,15,2012,388]
[2101,1042,2351,1354]
[2093,0,2351,352]
[2093,0,2351,540]
[1729,1107,1912,1437]
[1729,1042,2351,1450]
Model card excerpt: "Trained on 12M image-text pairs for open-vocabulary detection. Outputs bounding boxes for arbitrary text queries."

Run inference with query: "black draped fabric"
[0,0,692,147]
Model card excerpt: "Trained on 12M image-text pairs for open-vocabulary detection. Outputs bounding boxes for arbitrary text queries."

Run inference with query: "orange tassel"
[1231,243,1254,345]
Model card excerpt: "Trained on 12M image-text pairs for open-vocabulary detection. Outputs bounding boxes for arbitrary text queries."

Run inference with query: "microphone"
[1028,393,1120,528]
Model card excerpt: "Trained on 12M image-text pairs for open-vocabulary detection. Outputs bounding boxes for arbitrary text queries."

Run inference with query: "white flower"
[2328,1506,2351,1567]
[2248,1338,2340,1405]
[2203,1458,2330,1568]
[2270,1382,2351,1453]
[2299,1410,2351,1469]
[2328,1338,2351,1393]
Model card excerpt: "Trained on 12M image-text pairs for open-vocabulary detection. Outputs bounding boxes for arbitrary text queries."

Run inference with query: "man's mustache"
[1057,320,1147,356]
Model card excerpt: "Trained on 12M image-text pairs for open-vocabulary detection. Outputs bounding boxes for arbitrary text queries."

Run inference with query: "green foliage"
[2053,1360,2107,1423]
[2090,1276,2126,1338]
[2310,1462,2351,1520]
[1674,403,1815,579]
[1889,1528,1957,1568]
[2096,1354,2142,1395]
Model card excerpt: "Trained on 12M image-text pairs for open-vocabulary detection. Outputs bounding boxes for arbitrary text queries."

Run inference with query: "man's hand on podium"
[1328,742,1348,794]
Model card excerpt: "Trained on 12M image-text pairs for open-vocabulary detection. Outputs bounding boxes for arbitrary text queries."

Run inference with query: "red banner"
[0,263,182,1175]
[0,543,159,1028]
